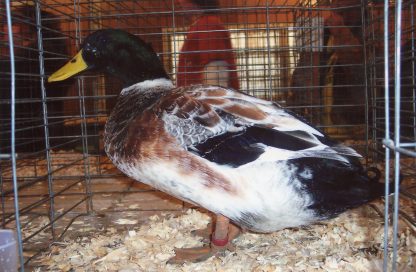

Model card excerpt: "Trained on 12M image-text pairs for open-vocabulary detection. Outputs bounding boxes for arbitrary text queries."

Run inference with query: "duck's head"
[48,29,169,86]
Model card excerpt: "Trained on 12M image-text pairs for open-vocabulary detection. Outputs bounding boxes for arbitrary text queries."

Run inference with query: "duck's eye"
[91,48,99,57]
[82,45,100,64]
[85,44,100,58]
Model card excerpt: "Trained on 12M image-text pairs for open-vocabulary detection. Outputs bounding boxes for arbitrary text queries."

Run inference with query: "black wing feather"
[192,126,319,167]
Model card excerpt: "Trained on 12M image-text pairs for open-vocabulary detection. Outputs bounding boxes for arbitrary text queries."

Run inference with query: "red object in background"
[177,15,239,90]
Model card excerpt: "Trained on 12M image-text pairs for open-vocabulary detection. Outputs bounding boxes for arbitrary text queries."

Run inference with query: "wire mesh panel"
[290,0,369,141]
[1,1,96,267]
[365,0,416,271]
[1,0,415,270]
[366,0,416,159]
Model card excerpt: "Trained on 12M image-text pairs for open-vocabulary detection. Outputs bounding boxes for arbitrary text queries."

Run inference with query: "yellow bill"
[48,50,88,82]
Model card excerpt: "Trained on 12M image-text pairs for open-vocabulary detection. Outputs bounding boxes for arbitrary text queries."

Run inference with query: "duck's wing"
[157,85,361,167]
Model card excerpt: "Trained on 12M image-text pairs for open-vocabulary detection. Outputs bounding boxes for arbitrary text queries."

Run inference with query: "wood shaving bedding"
[13,215,50,241]
[36,207,415,272]
[2,150,414,270]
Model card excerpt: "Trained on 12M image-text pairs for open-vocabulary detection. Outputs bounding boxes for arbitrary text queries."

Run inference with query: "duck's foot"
[191,219,240,242]
[191,223,213,243]
[167,242,235,264]
[168,245,214,264]
[167,214,240,264]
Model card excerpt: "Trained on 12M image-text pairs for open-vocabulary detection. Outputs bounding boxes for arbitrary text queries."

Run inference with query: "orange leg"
[167,214,240,264]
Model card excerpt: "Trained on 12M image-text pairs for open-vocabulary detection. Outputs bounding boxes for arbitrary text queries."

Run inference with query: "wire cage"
[0,0,414,270]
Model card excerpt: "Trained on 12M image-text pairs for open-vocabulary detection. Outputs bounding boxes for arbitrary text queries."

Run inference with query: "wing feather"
[156,85,361,166]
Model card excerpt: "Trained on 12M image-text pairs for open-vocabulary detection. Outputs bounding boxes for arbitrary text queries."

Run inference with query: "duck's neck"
[103,46,170,88]
[112,68,170,88]
[120,77,174,95]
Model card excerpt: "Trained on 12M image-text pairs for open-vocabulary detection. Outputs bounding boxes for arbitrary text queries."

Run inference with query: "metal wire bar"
[170,0,178,86]
[392,0,403,270]
[411,2,416,145]
[21,197,89,266]
[22,212,89,266]
[383,139,416,158]
[2,155,88,196]
[1,138,81,163]
[0,8,75,44]
[78,77,94,213]
[74,0,94,213]
[359,0,370,160]
[1,187,161,204]
[265,0,272,100]
[36,0,56,240]
[21,191,87,244]
[1,164,6,227]
[383,2,391,269]
[4,0,24,270]
[2,177,82,226]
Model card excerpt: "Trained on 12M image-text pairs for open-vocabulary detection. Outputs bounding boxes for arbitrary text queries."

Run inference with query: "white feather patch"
[120,78,173,95]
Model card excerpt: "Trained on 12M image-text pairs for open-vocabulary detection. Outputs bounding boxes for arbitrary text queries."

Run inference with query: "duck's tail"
[297,158,398,219]
[364,166,398,198]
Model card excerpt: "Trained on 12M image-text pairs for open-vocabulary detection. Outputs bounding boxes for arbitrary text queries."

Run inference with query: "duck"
[48,29,391,264]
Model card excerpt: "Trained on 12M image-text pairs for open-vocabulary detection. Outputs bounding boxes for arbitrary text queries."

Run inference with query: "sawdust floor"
[31,204,415,272]
[1,151,415,271]
[22,179,416,271]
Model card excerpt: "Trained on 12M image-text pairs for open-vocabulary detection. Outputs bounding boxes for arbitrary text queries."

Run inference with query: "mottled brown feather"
[200,98,227,105]
[203,88,227,97]
[223,104,267,120]
[123,109,237,194]
[159,91,222,128]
